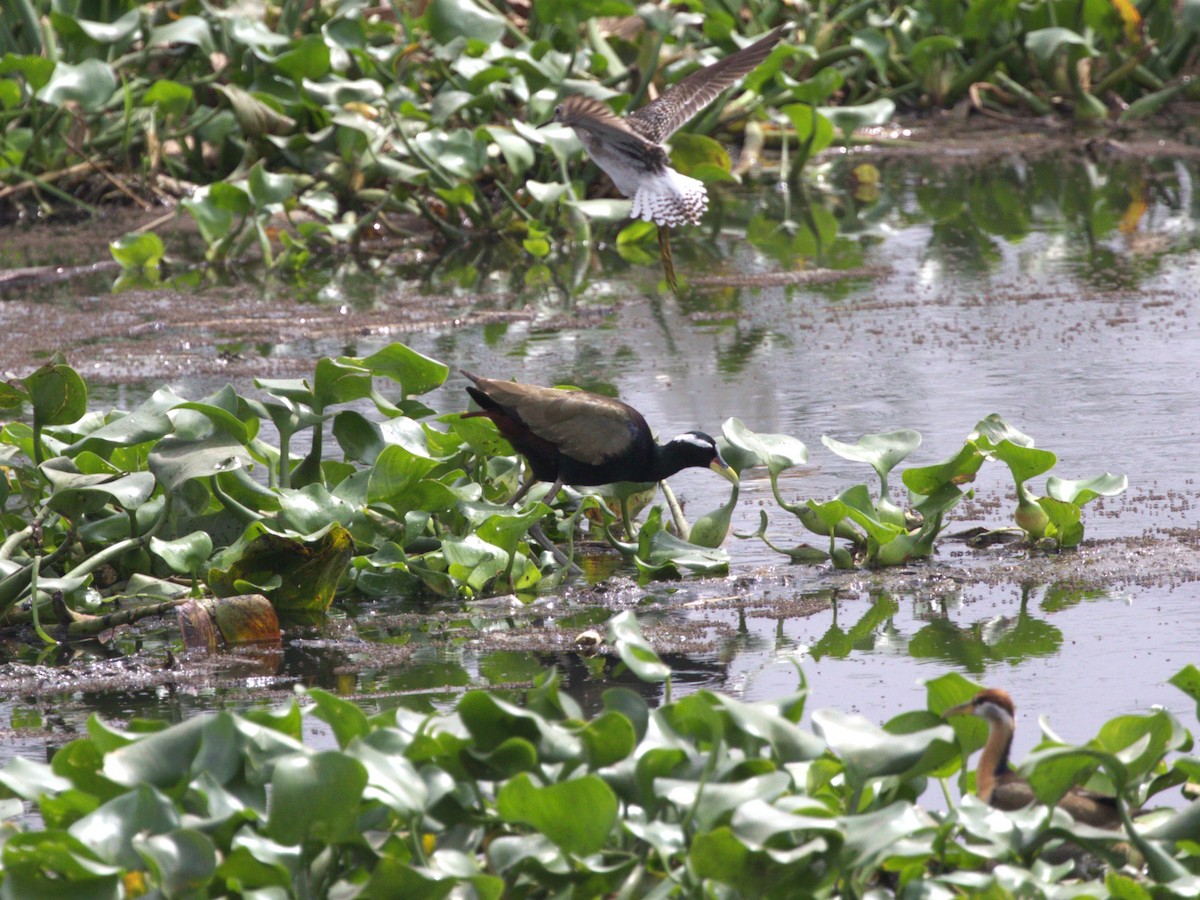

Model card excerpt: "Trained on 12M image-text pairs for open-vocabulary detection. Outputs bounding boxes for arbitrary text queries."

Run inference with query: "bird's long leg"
[508,475,537,507]
[529,523,582,574]
[658,225,678,293]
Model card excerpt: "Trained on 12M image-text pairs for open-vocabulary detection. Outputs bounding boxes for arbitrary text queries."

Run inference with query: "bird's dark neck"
[649,440,699,482]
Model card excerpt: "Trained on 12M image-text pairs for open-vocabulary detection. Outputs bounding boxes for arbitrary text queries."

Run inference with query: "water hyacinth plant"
[0,345,1130,638]
[3,0,1196,277]
[0,614,1197,896]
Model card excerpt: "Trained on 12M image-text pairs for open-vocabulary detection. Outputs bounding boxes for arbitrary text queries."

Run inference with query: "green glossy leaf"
[110,232,164,270]
[36,59,116,111]
[1046,473,1127,506]
[812,708,955,781]
[607,611,670,682]
[822,430,921,479]
[1026,27,1093,64]
[495,773,617,856]
[358,344,449,397]
[132,828,217,896]
[719,418,807,477]
[266,751,368,844]
[424,0,506,43]
[148,433,250,493]
[28,358,87,427]
[69,784,180,868]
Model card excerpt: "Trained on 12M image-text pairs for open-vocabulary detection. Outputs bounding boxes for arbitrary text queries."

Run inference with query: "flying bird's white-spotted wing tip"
[630,169,709,227]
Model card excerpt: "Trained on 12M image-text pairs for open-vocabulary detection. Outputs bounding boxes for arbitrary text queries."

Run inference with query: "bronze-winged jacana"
[461,370,737,505]
[944,688,1124,829]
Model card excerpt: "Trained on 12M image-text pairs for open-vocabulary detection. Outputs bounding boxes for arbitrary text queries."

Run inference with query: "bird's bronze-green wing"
[470,377,641,467]
[626,25,786,144]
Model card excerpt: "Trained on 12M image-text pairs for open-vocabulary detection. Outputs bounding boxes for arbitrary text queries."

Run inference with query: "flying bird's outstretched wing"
[626,25,787,144]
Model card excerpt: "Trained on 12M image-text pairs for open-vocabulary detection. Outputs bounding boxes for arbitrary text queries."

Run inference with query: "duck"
[461,370,737,505]
[943,688,1124,829]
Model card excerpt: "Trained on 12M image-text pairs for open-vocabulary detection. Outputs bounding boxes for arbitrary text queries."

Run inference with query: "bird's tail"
[631,169,708,227]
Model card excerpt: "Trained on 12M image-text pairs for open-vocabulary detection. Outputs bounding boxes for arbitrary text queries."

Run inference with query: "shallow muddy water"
[3,125,1200,780]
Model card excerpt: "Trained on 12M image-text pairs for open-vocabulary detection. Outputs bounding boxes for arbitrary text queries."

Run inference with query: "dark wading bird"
[553,25,787,290]
[460,370,737,505]
[944,688,1124,829]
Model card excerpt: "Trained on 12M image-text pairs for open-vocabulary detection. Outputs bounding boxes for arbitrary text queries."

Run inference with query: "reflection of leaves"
[908,614,1061,673]
[810,594,899,660]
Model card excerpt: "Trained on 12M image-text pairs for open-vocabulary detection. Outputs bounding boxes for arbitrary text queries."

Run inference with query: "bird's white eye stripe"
[672,433,713,449]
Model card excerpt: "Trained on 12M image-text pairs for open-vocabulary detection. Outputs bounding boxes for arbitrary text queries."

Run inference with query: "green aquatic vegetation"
[0,613,1198,896]
[745,414,1126,567]
[7,0,1195,282]
[0,344,744,625]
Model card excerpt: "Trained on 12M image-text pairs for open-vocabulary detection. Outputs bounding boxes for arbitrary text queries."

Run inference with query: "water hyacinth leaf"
[822,430,921,480]
[495,773,618,856]
[214,84,296,137]
[458,691,582,761]
[1026,27,1094,64]
[660,772,791,833]
[148,433,250,493]
[441,533,511,593]
[635,529,730,579]
[266,751,368,845]
[669,132,733,182]
[306,687,370,748]
[133,828,217,896]
[811,708,955,781]
[1038,496,1083,547]
[565,199,632,221]
[268,33,331,82]
[110,232,165,270]
[720,418,808,476]
[69,783,180,868]
[1169,664,1200,719]
[841,801,934,870]
[525,180,570,204]
[607,611,670,682]
[207,523,354,616]
[312,357,372,412]
[180,194,235,248]
[818,99,896,138]
[0,756,72,801]
[578,711,637,768]
[971,413,1035,449]
[51,9,140,46]
[349,739,427,817]
[41,460,155,514]
[424,0,506,43]
[150,532,213,575]
[710,693,825,761]
[986,438,1056,492]
[36,59,116,111]
[28,357,87,427]
[780,104,834,157]
[276,483,360,536]
[902,441,985,495]
[368,443,440,506]
[1046,473,1127,506]
[1021,745,1123,807]
[148,16,214,53]
[358,344,449,397]
[482,126,535,177]
[412,129,486,179]
[247,162,297,207]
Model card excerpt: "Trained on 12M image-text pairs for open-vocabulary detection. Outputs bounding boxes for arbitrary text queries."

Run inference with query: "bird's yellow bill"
[710,457,739,484]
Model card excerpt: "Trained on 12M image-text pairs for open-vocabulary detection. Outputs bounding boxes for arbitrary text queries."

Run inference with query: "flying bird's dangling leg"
[658,224,678,292]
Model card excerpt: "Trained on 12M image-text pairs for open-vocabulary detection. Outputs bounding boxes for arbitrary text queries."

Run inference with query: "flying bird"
[461,370,737,505]
[553,25,786,288]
